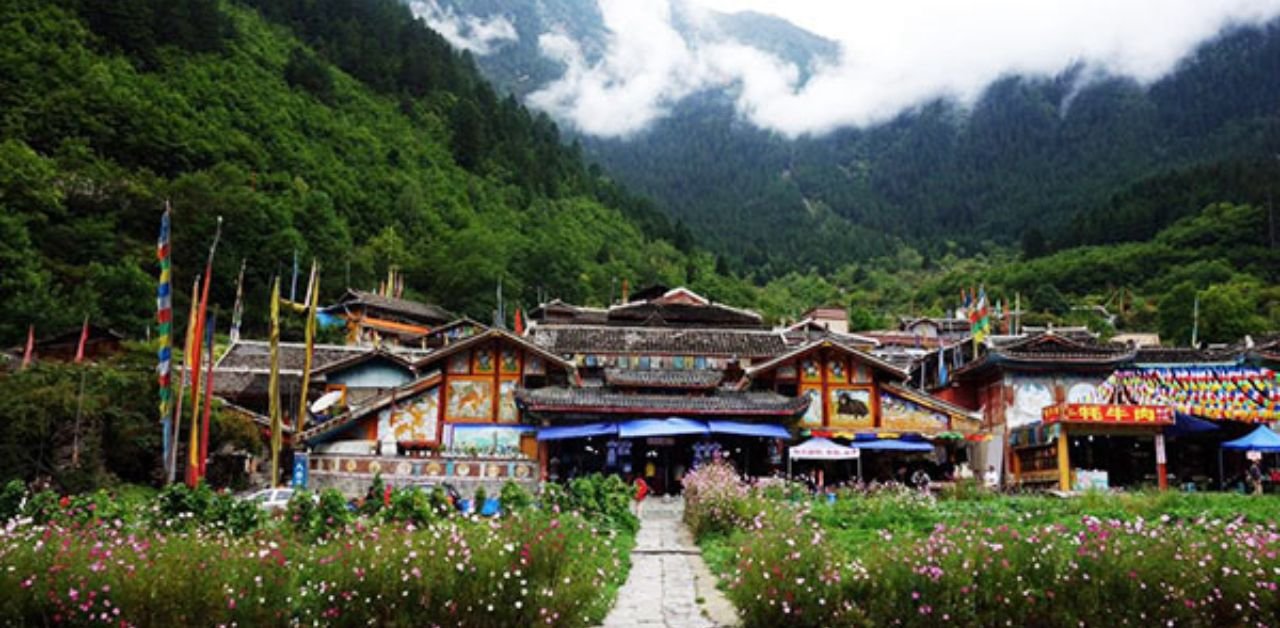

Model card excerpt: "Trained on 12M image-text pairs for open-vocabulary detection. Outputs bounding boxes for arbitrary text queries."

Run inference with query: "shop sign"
[646,437,675,446]
[1042,404,1172,426]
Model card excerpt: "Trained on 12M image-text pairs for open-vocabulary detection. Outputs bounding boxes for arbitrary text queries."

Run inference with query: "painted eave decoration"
[298,372,443,444]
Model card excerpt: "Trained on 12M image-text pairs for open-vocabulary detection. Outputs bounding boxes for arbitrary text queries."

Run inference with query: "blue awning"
[617,418,709,438]
[536,422,618,441]
[852,439,935,452]
[707,420,791,439]
[1221,425,1280,452]
[1165,412,1220,437]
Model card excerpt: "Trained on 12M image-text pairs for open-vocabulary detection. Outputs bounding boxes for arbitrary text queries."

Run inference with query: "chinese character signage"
[1042,404,1172,426]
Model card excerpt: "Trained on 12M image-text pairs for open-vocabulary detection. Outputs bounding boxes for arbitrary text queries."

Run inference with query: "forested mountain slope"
[0,0,705,344]
[445,0,1280,277]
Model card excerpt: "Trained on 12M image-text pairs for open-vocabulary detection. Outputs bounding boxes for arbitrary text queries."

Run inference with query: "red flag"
[514,308,525,335]
[21,325,34,369]
[74,317,89,364]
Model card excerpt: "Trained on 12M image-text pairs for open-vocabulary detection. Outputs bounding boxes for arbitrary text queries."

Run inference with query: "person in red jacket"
[633,476,649,516]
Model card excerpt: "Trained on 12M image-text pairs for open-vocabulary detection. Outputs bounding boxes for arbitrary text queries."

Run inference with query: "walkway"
[602,497,739,628]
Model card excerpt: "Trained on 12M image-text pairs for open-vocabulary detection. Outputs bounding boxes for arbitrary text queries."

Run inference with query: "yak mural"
[828,387,873,429]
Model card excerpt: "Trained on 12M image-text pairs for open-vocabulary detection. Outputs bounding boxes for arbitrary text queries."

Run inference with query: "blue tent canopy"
[617,418,709,438]
[1221,426,1280,453]
[851,439,935,452]
[536,422,618,441]
[1165,412,1220,437]
[707,420,790,439]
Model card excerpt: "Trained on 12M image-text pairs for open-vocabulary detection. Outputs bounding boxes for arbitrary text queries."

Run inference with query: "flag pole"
[71,315,90,467]
[156,203,174,478]
[186,216,222,487]
[198,313,217,479]
[296,262,318,435]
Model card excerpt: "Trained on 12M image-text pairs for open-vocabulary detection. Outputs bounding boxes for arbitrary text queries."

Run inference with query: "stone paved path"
[601,498,738,628]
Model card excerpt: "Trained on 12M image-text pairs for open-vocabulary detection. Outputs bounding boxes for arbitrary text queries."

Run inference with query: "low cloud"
[524,0,1280,138]
[409,0,517,56]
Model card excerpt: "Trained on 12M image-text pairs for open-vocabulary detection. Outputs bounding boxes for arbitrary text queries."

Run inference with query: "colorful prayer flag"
[74,316,89,364]
[230,258,246,343]
[296,262,318,434]
[268,276,283,487]
[198,313,217,478]
[21,324,34,369]
[157,205,173,465]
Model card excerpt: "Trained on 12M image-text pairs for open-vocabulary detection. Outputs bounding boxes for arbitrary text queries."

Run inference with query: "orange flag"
[73,317,89,363]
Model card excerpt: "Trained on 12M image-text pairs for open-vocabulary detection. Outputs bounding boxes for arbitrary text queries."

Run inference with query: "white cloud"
[522,0,1280,138]
[409,0,517,56]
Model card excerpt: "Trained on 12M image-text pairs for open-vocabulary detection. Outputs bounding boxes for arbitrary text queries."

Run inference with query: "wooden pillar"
[538,440,549,481]
[1057,425,1071,491]
[1155,433,1168,491]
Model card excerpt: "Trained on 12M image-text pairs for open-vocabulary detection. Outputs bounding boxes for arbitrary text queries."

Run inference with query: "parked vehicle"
[241,487,296,511]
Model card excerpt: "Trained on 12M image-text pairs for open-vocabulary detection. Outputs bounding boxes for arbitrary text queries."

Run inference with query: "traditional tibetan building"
[323,288,455,347]
[521,287,980,490]
[946,332,1142,489]
[294,328,573,494]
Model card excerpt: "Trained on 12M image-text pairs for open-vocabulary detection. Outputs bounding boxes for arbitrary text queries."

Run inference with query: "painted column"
[1057,425,1071,491]
[1155,433,1168,491]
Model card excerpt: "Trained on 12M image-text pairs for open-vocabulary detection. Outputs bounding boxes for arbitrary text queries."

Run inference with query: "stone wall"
[305,453,538,499]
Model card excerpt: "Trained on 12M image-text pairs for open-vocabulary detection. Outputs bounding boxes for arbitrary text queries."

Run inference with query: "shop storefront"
[1011,403,1173,491]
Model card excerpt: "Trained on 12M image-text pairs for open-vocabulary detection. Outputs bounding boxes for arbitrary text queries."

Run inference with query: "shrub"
[0,480,26,522]
[383,486,434,526]
[499,480,533,512]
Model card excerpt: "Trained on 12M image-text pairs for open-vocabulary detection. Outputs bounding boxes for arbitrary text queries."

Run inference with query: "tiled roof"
[216,340,430,372]
[516,387,810,416]
[994,333,1132,361]
[529,325,786,358]
[326,289,454,324]
[603,369,723,389]
[746,337,909,381]
[1134,346,1240,364]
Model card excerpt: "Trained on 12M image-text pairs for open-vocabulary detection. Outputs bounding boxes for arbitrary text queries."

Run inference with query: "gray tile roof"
[516,387,809,416]
[529,325,786,358]
[603,368,724,389]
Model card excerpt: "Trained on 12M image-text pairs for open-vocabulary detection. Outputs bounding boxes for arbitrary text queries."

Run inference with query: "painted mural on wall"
[800,386,823,427]
[828,387,874,429]
[880,392,948,433]
[1009,377,1055,428]
[500,348,520,374]
[448,352,470,374]
[800,359,821,383]
[498,380,519,422]
[376,387,440,443]
[826,359,846,383]
[1065,378,1104,404]
[472,348,495,374]
[450,426,526,452]
[446,379,493,421]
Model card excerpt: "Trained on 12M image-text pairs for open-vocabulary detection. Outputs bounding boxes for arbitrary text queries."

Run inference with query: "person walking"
[1248,460,1265,496]
[633,476,650,516]
[984,465,1000,491]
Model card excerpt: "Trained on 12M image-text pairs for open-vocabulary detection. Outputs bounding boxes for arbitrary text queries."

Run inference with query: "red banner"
[1042,403,1172,426]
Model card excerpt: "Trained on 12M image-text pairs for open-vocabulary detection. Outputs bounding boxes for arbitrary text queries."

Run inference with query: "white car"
[243,488,296,511]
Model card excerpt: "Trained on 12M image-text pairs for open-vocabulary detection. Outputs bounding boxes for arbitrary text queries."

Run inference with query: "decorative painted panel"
[375,387,440,443]
[826,359,847,383]
[445,378,493,421]
[851,364,871,384]
[498,379,519,423]
[800,358,822,383]
[450,426,526,453]
[472,347,495,374]
[448,352,470,374]
[827,387,874,429]
[1009,377,1055,428]
[500,348,520,374]
[776,364,797,380]
[525,356,545,375]
[880,392,948,433]
[800,385,824,427]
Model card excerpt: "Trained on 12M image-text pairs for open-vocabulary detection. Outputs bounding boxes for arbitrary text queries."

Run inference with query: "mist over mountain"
[427,0,1280,277]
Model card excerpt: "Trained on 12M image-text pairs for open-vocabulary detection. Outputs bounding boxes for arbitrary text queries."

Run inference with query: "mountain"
[0,0,717,345]
[438,0,1280,277]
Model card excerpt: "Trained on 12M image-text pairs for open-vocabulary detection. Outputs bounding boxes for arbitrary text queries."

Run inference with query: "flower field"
[684,462,1280,627]
[0,477,636,627]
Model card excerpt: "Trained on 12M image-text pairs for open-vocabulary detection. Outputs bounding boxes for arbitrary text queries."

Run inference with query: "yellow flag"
[268,277,282,488]
[185,276,202,481]
[296,263,318,434]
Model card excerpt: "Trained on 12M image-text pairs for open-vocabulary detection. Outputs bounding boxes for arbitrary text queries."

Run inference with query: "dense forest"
[447,0,1280,277]
[0,0,709,345]
[0,0,1277,354]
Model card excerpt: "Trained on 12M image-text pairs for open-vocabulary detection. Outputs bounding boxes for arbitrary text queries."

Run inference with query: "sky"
[417,0,1280,138]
